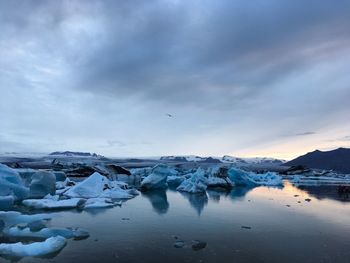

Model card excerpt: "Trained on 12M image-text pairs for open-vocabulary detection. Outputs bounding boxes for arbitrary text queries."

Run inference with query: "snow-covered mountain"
[49,151,104,158]
[159,155,285,165]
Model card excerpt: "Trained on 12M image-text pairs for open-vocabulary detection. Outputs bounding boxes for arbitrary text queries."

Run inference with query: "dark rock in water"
[285,148,350,174]
[77,199,87,209]
[6,162,22,168]
[281,165,311,175]
[64,165,108,177]
[174,240,185,248]
[241,226,252,229]
[191,240,207,251]
[106,164,131,175]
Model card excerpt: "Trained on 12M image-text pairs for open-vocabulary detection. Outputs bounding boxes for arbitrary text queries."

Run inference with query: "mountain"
[285,148,350,174]
[159,155,285,165]
[49,151,102,158]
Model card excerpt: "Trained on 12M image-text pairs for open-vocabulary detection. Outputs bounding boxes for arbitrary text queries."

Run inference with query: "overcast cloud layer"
[1,0,350,159]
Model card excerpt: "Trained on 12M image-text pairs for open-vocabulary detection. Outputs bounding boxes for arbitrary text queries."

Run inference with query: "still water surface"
[2,183,350,263]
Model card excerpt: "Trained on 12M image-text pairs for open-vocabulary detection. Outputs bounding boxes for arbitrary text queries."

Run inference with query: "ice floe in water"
[177,168,208,194]
[22,197,85,210]
[29,171,56,198]
[140,164,175,191]
[4,226,89,240]
[0,236,66,258]
[0,211,51,228]
[64,172,109,198]
[83,198,114,209]
[0,164,29,201]
[228,168,283,187]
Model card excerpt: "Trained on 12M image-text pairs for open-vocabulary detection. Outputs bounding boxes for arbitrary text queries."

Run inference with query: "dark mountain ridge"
[285,147,350,174]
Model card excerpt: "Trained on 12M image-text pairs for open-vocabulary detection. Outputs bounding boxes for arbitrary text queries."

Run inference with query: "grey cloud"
[295,132,316,136]
[1,0,350,156]
[338,136,350,141]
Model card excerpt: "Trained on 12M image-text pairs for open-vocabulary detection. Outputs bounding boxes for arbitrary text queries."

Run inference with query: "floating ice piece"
[167,176,185,187]
[83,198,114,209]
[0,236,66,257]
[0,212,51,228]
[22,198,85,210]
[0,164,29,200]
[56,178,72,190]
[29,171,56,198]
[100,188,133,199]
[5,226,89,240]
[53,172,66,182]
[140,164,174,191]
[177,168,208,194]
[0,196,14,211]
[207,177,233,189]
[290,174,350,185]
[64,172,109,198]
[228,168,283,187]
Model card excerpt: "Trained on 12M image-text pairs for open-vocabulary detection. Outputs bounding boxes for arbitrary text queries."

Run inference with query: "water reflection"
[229,186,254,201]
[179,192,208,216]
[207,189,230,203]
[296,185,350,202]
[141,190,169,214]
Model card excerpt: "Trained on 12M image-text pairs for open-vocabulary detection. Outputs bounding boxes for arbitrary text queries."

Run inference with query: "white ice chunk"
[177,168,208,194]
[0,236,66,257]
[64,172,108,198]
[0,212,51,228]
[100,188,133,199]
[5,226,89,239]
[22,198,85,210]
[83,198,114,209]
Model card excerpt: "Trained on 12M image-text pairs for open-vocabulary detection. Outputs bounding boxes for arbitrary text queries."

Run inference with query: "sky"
[1,0,350,160]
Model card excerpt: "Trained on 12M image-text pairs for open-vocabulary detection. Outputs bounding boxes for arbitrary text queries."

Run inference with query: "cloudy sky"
[1,0,350,159]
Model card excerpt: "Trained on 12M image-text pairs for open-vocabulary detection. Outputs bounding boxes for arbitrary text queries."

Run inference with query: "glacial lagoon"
[4,183,349,263]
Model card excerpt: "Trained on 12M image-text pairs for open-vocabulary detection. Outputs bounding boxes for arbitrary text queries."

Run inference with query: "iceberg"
[177,168,208,194]
[64,172,108,198]
[228,168,283,187]
[0,164,29,200]
[140,164,174,191]
[0,236,66,257]
[29,171,56,198]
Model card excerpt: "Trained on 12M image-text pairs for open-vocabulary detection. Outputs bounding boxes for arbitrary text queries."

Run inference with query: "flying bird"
[166,113,174,118]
